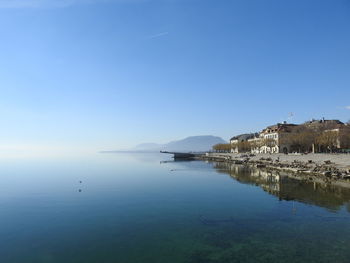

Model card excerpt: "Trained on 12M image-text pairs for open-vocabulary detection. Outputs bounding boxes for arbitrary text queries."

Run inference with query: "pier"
[160,151,204,159]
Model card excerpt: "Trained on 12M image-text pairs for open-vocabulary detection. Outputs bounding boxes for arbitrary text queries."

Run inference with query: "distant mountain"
[131,135,227,152]
[132,143,163,151]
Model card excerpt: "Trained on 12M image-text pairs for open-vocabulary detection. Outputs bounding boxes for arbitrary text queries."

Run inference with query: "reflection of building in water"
[214,162,281,195]
[213,162,350,212]
[234,164,280,193]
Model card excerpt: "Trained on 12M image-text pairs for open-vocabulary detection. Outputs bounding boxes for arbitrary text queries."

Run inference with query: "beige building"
[230,133,258,153]
[229,119,349,154]
[259,123,297,154]
[229,123,297,154]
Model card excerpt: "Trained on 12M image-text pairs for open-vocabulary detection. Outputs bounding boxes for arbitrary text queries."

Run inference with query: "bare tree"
[315,131,339,153]
[237,141,252,152]
[249,138,263,152]
[263,138,276,148]
[281,126,319,153]
[339,126,350,149]
[213,143,232,153]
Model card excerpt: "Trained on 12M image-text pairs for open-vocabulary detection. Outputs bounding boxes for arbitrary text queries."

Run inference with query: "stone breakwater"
[201,153,350,183]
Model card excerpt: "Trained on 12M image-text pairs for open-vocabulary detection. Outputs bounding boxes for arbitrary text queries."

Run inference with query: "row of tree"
[212,143,232,152]
[213,126,350,153]
[282,126,350,153]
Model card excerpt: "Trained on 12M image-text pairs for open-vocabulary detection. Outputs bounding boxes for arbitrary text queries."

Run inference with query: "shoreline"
[200,152,350,186]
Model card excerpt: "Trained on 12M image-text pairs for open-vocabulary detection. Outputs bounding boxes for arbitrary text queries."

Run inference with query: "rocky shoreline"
[201,153,350,186]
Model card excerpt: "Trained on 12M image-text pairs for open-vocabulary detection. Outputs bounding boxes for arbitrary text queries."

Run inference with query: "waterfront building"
[229,119,349,154]
[230,133,258,153]
[259,122,297,154]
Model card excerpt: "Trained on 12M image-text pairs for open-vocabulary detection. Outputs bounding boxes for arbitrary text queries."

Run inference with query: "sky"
[0,0,349,156]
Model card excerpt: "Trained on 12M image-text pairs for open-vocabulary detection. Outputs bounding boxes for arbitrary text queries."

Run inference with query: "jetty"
[160,151,204,159]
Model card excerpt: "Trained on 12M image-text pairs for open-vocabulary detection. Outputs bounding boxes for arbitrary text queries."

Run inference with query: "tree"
[292,130,316,152]
[237,141,252,152]
[315,130,339,153]
[249,138,264,152]
[281,126,319,153]
[212,143,232,152]
[263,138,276,147]
[339,126,350,149]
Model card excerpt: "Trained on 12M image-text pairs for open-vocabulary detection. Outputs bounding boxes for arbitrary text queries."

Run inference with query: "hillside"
[131,135,227,152]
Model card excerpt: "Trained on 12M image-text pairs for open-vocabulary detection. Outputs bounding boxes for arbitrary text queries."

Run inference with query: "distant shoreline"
[99,150,160,154]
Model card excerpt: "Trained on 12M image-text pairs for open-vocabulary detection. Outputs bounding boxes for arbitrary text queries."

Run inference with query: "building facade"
[229,119,349,154]
[259,123,297,154]
[230,133,258,153]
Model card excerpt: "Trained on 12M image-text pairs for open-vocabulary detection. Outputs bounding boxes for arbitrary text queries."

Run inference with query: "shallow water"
[1,153,350,263]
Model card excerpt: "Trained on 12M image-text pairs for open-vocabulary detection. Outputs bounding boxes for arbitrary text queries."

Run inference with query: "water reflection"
[213,162,350,212]
[2,154,350,263]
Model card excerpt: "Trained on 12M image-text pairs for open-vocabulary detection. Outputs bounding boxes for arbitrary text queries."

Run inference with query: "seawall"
[201,153,350,185]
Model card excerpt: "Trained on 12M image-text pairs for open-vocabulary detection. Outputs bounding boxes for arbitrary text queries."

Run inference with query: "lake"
[1,153,350,263]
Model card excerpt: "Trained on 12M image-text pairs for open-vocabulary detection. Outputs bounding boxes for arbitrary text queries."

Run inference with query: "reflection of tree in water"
[213,162,350,212]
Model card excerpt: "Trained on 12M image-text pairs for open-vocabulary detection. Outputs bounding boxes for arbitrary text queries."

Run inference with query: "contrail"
[146,32,169,39]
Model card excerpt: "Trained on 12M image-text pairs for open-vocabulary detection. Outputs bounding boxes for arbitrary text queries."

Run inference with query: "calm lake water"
[1,153,350,263]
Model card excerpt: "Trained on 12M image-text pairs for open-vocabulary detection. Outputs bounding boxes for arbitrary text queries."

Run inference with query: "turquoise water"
[1,153,350,263]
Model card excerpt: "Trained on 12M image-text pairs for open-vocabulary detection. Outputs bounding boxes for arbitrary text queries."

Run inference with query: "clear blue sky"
[0,0,349,155]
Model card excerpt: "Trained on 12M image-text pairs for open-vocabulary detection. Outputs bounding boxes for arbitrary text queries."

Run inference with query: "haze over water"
[1,153,350,263]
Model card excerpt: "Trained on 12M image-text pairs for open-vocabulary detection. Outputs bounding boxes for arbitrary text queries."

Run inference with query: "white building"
[259,123,297,153]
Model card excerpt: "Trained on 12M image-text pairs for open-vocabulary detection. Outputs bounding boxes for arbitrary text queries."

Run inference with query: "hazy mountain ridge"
[131,135,227,152]
[132,143,163,151]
